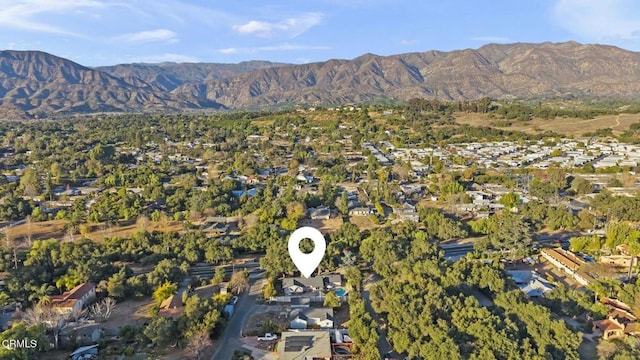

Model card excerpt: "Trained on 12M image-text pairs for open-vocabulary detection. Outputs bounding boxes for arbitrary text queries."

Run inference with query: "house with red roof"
[50,282,96,315]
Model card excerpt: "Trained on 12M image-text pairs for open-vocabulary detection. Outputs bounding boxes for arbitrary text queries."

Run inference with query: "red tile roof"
[66,282,95,300]
[594,319,624,332]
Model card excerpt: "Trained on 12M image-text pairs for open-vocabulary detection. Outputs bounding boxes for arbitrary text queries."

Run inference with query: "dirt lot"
[298,217,344,234]
[347,216,383,231]
[6,219,185,247]
[455,113,640,136]
[244,306,289,337]
[241,303,294,353]
[101,297,156,331]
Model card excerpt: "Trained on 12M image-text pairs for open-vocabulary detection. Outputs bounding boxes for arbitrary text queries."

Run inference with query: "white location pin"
[288,226,326,278]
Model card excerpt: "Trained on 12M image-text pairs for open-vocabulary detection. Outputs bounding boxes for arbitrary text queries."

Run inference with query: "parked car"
[257,333,277,341]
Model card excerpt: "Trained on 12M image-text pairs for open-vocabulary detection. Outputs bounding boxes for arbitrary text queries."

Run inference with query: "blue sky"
[1,0,639,66]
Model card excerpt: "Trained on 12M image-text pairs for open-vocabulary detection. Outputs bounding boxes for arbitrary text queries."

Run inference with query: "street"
[210,275,263,360]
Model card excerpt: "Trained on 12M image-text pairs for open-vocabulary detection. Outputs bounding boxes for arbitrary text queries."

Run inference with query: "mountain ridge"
[1,41,640,119]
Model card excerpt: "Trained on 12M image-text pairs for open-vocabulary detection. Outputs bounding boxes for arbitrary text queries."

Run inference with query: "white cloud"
[234,21,273,37]
[551,0,640,42]
[130,53,199,63]
[470,36,512,43]
[219,48,238,54]
[113,29,178,44]
[399,39,419,46]
[0,0,108,36]
[219,43,330,54]
[232,12,323,38]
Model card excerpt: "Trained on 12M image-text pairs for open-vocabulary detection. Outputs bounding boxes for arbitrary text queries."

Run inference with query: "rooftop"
[279,330,332,360]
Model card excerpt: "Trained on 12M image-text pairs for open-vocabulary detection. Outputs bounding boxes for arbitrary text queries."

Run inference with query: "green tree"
[323,291,341,308]
[0,323,47,360]
[498,192,520,209]
[89,143,115,164]
[547,167,568,190]
[337,191,349,216]
[529,177,557,201]
[263,279,276,300]
[344,266,363,291]
[211,267,225,285]
[153,282,178,304]
[20,168,40,197]
[488,212,532,257]
[143,316,180,347]
[571,177,594,194]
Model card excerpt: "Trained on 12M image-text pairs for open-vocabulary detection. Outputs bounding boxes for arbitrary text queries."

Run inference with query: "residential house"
[296,173,315,184]
[392,203,419,222]
[278,331,332,360]
[231,188,258,198]
[190,284,221,299]
[282,275,342,296]
[158,294,184,319]
[201,217,239,237]
[60,322,102,347]
[594,298,640,340]
[349,207,373,216]
[506,270,554,297]
[289,308,334,329]
[540,248,593,286]
[202,222,229,237]
[309,206,331,220]
[51,282,96,315]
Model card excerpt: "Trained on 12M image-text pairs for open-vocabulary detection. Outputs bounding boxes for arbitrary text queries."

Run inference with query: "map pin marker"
[288,227,326,278]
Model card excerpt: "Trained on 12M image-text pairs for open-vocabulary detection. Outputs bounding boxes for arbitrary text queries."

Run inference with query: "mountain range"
[1,41,640,119]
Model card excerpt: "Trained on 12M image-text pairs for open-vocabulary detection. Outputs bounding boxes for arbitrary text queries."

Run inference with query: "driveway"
[210,275,265,360]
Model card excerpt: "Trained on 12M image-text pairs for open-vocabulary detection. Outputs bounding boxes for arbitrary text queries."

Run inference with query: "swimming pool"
[333,288,348,297]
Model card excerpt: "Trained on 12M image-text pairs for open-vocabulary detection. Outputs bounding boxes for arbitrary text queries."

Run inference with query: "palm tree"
[28,283,56,305]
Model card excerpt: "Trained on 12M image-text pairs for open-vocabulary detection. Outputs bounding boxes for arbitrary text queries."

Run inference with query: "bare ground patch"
[455,113,640,136]
[7,219,185,247]
[244,307,289,337]
[298,217,344,234]
[101,297,155,331]
[347,216,383,231]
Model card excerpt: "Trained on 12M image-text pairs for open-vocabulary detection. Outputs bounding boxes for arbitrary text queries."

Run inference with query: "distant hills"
[1,41,640,119]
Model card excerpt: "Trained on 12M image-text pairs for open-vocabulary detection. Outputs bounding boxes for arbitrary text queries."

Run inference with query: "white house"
[309,206,331,220]
[289,308,334,329]
[50,282,96,316]
[282,275,342,296]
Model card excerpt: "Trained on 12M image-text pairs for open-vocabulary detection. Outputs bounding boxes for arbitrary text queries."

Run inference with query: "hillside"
[95,60,289,92]
[195,42,640,107]
[0,50,223,119]
[1,42,640,118]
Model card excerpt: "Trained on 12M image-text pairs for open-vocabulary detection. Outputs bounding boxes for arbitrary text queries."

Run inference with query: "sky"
[1,0,639,66]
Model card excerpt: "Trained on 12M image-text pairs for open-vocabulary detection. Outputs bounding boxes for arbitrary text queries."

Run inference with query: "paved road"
[211,275,264,360]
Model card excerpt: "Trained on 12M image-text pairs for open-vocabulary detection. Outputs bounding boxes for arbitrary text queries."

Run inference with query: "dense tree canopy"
[368,231,582,360]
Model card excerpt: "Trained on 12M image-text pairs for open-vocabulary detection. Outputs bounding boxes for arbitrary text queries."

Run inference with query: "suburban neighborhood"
[1,102,640,360]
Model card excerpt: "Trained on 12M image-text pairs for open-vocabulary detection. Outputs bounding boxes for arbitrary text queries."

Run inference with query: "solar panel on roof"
[284,335,313,352]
